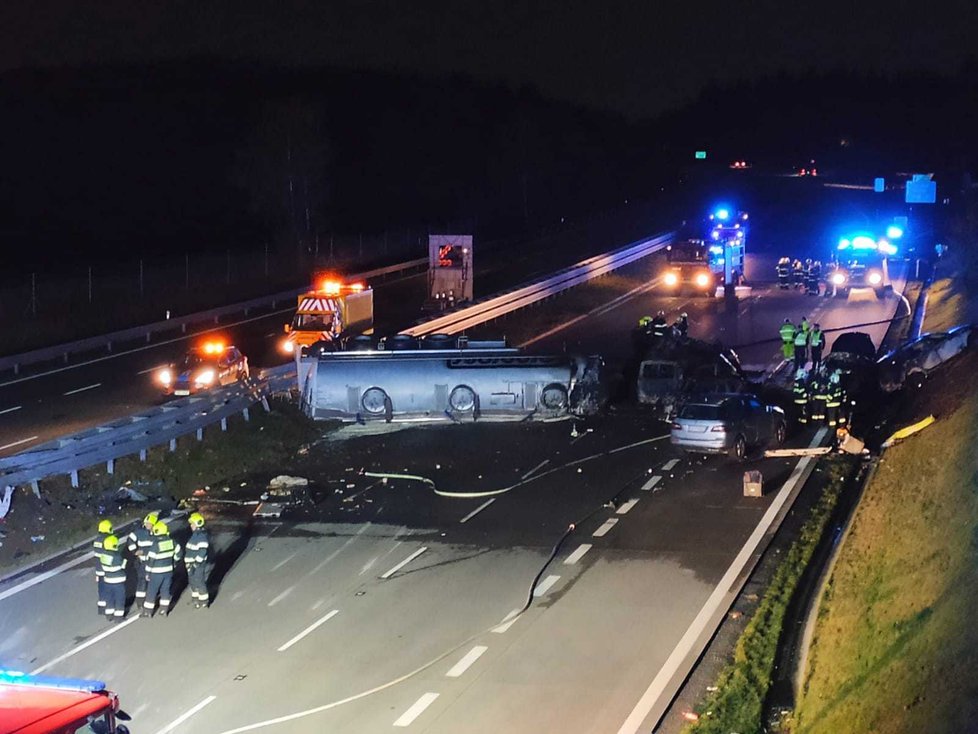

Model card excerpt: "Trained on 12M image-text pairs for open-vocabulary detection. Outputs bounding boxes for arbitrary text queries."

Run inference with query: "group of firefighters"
[776,257,825,296]
[779,317,851,428]
[93,510,210,621]
[638,310,689,340]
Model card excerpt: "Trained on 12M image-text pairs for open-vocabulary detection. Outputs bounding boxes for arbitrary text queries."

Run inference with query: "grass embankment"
[682,459,851,734]
[0,400,318,574]
[793,271,978,733]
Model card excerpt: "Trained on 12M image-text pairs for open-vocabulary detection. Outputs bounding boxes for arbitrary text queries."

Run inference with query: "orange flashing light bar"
[317,278,366,295]
[201,341,225,355]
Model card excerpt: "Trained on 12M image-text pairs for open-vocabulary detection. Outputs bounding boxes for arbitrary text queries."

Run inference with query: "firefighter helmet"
[189,512,205,529]
[143,511,159,527]
[152,521,169,536]
[103,535,120,552]
[98,519,113,534]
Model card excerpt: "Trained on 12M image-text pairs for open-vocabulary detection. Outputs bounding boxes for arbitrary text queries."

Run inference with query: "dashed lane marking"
[270,552,298,572]
[641,476,661,492]
[0,435,38,451]
[532,574,561,597]
[616,498,640,515]
[564,543,592,565]
[0,405,22,416]
[446,645,488,678]
[380,547,428,579]
[63,382,101,396]
[277,609,339,652]
[459,498,496,523]
[153,695,218,734]
[521,459,550,480]
[0,553,91,602]
[32,615,140,674]
[268,585,294,607]
[592,518,619,537]
[492,609,521,634]
[393,692,440,727]
[660,459,680,471]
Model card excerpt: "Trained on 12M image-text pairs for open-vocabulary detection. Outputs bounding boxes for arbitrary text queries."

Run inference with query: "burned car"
[878,325,973,391]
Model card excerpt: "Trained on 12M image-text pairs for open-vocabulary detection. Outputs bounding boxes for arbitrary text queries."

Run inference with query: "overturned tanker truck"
[297,334,605,422]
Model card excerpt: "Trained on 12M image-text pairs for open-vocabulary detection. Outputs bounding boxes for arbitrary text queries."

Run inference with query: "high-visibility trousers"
[794,399,808,423]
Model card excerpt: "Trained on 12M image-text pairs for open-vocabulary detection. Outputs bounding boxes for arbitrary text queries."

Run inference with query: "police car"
[157,340,249,396]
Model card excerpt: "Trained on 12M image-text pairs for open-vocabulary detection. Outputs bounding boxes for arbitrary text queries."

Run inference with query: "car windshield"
[293,313,333,330]
[179,353,205,370]
[679,404,721,420]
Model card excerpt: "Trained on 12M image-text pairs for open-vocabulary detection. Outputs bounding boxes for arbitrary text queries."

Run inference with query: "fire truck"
[0,669,130,733]
[281,276,374,355]
[661,239,718,296]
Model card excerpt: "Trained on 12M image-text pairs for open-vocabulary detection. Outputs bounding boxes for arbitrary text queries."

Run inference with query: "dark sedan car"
[157,342,249,396]
[671,394,787,460]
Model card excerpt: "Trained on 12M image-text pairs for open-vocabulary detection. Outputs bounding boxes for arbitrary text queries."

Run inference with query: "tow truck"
[825,234,895,299]
[0,669,130,733]
[281,276,374,355]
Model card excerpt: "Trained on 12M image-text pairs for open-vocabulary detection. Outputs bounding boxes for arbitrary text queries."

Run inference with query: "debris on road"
[0,486,13,519]
[268,475,310,489]
[763,447,833,458]
[881,414,936,448]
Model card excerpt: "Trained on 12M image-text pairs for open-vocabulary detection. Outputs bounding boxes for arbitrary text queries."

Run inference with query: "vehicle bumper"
[670,432,732,453]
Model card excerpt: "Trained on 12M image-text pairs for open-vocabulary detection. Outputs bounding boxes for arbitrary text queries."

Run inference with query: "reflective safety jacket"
[98,549,127,584]
[127,525,153,560]
[147,536,182,574]
[185,529,210,566]
[810,329,825,348]
[794,330,809,347]
[826,384,844,408]
[800,319,811,335]
[93,532,110,577]
[792,382,808,404]
[780,323,796,343]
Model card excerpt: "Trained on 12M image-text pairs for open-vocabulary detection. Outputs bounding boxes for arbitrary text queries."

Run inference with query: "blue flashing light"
[886,225,904,239]
[710,230,720,240]
[0,669,107,692]
[715,208,730,221]
[878,239,897,255]
[851,235,877,250]
[709,245,723,255]
[736,229,744,238]
[838,238,851,249]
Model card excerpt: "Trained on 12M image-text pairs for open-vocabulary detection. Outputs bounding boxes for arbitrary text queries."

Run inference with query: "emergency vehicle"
[157,340,249,396]
[706,208,747,285]
[826,234,895,298]
[661,240,717,296]
[0,669,130,734]
[281,276,374,354]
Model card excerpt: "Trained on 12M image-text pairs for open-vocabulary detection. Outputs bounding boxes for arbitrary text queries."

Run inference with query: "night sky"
[3,0,977,119]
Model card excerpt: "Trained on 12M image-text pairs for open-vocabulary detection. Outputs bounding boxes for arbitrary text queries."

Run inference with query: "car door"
[745,398,764,444]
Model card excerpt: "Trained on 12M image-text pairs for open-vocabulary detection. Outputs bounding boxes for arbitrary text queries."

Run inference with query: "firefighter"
[792,259,804,288]
[673,312,689,338]
[809,323,825,372]
[127,511,158,604]
[650,311,668,339]
[98,535,127,622]
[638,315,653,328]
[779,318,796,361]
[792,369,809,424]
[776,257,791,289]
[93,519,113,616]
[143,521,181,618]
[826,371,843,427]
[809,373,829,424]
[793,323,809,370]
[806,260,821,295]
[185,512,210,609]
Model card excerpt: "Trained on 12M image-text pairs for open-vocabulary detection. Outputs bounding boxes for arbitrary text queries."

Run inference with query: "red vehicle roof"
[1,683,113,734]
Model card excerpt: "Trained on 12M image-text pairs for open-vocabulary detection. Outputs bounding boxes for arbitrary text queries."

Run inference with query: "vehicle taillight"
[671,422,682,431]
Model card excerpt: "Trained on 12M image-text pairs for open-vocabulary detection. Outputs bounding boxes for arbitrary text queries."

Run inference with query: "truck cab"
[281,277,374,355]
[0,670,129,734]
[661,240,716,295]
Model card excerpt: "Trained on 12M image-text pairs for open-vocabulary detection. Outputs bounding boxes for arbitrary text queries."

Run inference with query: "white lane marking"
[380,547,428,579]
[661,459,679,471]
[277,609,339,652]
[616,498,640,515]
[592,518,619,537]
[311,598,327,611]
[0,435,39,451]
[533,574,561,597]
[521,459,550,480]
[459,498,496,523]
[0,552,91,602]
[310,523,373,575]
[492,609,521,634]
[616,427,829,734]
[32,615,140,674]
[268,585,294,607]
[393,692,440,727]
[446,645,488,678]
[564,543,592,565]
[641,476,661,492]
[153,695,217,734]
[270,552,297,572]
[0,405,22,416]
[63,382,102,396]
[136,365,165,375]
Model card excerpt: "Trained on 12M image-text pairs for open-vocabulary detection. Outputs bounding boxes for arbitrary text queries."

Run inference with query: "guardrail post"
[242,407,250,422]
[31,480,40,498]
[107,341,112,353]
[146,333,152,343]
[14,364,19,375]
[64,353,69,364]
[70,469,79,488]
[139,448,147,461]
[220,417,228,432]
[182,324,187,334]
[196,427,204,441]
[106,459,114,475]
[169,438,177,452]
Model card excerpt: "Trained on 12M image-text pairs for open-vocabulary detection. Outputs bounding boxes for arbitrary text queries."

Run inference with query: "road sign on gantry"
[427,234,473,309]
[905,174,936,204]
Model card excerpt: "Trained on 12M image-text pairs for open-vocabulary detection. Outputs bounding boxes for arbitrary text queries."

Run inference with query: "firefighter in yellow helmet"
[143,521,181,618]
[185,512,210,609]
[97,535,128,622]
[127,511,159,603]
[93,519,113,616]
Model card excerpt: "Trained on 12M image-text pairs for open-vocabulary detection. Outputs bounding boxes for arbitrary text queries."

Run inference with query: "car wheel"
[729,434,747,461]
[774,421,787,447]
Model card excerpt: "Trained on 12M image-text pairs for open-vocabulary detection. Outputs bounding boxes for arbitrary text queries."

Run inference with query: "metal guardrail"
[0,366,295,492]
[0,257,427,376]
[399,232,673,337]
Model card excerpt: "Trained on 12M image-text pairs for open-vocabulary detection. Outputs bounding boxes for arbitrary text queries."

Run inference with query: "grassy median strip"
[681,459,849,734]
